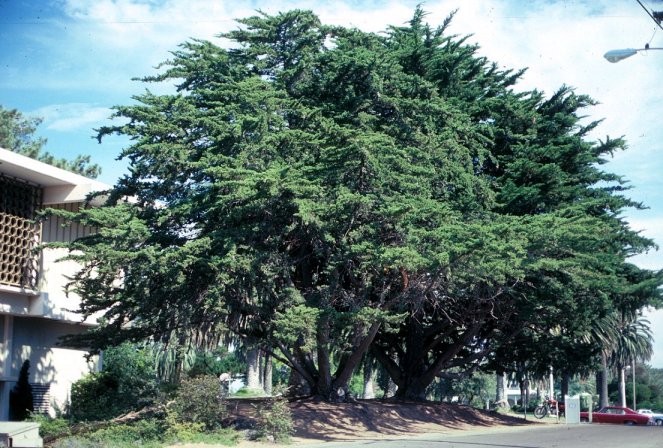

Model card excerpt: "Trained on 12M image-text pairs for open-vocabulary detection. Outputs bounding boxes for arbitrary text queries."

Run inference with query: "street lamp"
[604,46,663,63]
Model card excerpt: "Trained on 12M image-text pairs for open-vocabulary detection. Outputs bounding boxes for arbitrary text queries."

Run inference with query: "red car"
[580,406,652,425]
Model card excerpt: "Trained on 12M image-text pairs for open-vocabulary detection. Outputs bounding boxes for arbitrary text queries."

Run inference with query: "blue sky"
[2,0,663,367]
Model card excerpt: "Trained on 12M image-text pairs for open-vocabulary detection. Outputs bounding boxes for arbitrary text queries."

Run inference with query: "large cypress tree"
[50,8,661,401]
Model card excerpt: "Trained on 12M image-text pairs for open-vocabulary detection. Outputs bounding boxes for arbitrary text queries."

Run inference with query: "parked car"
[580,406,652,425]
[638,409,663,426]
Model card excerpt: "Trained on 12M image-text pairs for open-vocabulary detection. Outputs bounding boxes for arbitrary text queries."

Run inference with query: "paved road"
[296,424,663,448]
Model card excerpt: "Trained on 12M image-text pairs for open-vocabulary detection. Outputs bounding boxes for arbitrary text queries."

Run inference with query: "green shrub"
[28,413,71,439]
[70,372,120,421]
[89,419,164,445]
[52,420,165,448]
[70,343,158,421]
[164,421,206,442]
[164,421,238,445]
[167,375,226,430]
[255,397,294,443]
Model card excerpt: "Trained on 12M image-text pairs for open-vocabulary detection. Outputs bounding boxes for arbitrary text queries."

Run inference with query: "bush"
[52,420,165,448]
[255,397,294,443]
[168,375,226,430]
[70,343,158,421]
[28,413,71,439]
[70,373,120,421]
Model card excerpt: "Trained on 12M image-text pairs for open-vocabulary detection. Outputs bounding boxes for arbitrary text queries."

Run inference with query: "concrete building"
[0,147,109,420]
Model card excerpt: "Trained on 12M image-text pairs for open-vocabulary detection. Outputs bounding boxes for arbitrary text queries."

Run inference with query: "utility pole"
[549,366,554,400]
[632,359,637,410]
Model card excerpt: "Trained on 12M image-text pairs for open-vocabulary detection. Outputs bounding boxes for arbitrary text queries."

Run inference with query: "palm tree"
[610,313,653,408]
[588,311,653,408]
[586,313,619,408]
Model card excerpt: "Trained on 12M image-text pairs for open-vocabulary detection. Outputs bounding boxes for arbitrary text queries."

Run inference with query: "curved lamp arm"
[604,47,663,63]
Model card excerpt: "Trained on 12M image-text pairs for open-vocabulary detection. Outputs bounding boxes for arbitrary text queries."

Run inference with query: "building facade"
[0,147,109,419]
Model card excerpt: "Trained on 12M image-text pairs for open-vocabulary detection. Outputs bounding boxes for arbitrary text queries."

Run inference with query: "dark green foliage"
[167,375,227,430]
[37,415,239,448]
[187,347,245,378]
[70,343,158,421]
[254,397,294,443]
[50,7,662,402]
[608,364,663,410]
[86,420,165,446]
[28,414,71,439]
[0,105,101,178]
[435,372,496,407]
[51,420,167,448]
[10,360,34,421]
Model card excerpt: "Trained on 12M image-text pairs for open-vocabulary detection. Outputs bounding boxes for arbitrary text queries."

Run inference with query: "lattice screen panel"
[0,175,42,290]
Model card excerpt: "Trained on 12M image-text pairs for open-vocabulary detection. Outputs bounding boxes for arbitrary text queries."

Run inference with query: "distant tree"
[9,360,34,421]
[187,347,245,379]
[0,105,101,178]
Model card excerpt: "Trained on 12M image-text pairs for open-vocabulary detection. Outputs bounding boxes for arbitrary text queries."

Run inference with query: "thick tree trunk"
[561,373,570,399]
[246,347,262,392]
[258,350,264,388]
[280,318,380,402]
[393,321,429,401]
[395,376,430,401]
[287,366,311,396]
[263,352,273,396]
[378,315,487,402]
[316,316,333,398]
[362,358,375,399]
[495,373,508,408]
[519,378,526,407]
[386,378,398,398]
[332,322,381,400]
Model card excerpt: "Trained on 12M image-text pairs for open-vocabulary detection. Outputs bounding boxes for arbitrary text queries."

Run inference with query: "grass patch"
[231,387,266,398]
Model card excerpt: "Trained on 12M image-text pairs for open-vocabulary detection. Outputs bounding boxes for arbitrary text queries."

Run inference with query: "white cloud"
[32,103,113,131]
[646,308,663,368]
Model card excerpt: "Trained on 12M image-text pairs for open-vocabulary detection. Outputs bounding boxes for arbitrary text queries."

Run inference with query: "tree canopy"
[51,8,662,401]
[0,105,101,178]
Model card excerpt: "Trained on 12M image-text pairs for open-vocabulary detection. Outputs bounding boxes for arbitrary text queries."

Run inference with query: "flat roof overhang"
[0,147,110,204]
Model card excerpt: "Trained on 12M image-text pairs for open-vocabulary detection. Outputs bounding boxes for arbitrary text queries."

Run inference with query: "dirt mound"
[226,397,534,443]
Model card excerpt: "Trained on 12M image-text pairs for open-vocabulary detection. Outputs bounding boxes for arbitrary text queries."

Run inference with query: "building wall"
[0,201,100,419]
[10,316,97,415]
[34,202,97,323]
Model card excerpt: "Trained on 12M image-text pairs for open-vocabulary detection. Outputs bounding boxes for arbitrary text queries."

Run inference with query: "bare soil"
[222,397,537,446]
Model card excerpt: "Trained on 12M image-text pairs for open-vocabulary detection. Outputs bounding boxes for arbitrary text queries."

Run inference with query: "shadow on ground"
[226,398,535,442]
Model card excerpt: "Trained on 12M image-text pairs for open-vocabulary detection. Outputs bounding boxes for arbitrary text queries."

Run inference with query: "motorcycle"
[534,398,565,419]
